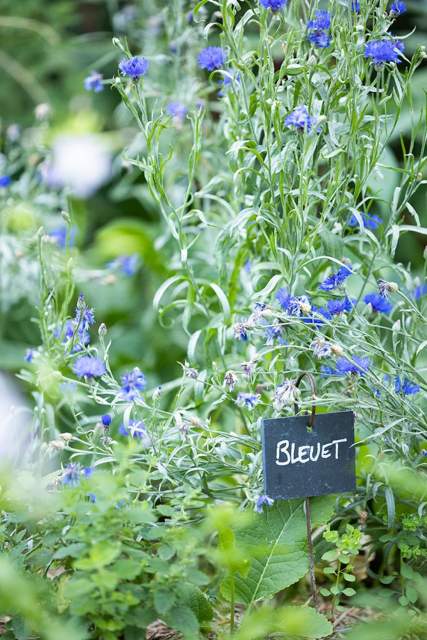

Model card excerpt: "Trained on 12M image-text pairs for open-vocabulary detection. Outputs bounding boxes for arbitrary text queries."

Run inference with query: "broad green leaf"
[53,543,86,560]
[163,605,199,639]
[233,605,333,640]
[74,541,122,570]
[229,497,335,605]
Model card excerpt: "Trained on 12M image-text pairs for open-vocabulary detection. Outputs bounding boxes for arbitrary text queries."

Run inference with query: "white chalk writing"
[275,438,348,466]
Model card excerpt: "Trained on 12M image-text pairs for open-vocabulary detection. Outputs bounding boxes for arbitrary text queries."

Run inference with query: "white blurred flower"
[46,134,112,198]
[35,103,51,120]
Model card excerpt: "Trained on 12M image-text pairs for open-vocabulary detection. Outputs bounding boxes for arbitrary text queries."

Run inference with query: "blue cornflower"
[119,56,149,79]
[84,71,104,93]
[73,295,95,347]
[276,288,311,316]
[82,467,94,477]
[62,463,81,487]
[414,283,427,300]
[348,212,382,230]
[365,39,404,65]
[72,355,106,378]
[255,495,274,513]
[101,414,112,427]
[276,287,291,310]
[108,254,139,276]
[218,71,240,97]
[326,297,355,316]
[319,264,352,291]
[259,0,287,11]
[336,356,370,376]
[25,349,35,363]
[233,323,249,341]
[120,367,146,400]
[198,47,227,71]
[49,225,76,249]
[364,292,393,314]
[119,419,147,439]
[390,1,406,15]
[265,324,283,345]
[0,176,11,188]
[394,376,420,396]
[308,30,331,48]
[167,101,188,121]
[307,10,331,30]
[236,392,261,410]
[285,105,315,132]
[351,0,360,13]
[88,493,97,503]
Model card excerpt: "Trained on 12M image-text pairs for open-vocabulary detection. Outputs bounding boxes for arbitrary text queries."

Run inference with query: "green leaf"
[114,558,142,580]
[229,497,335,605]
[74,541,122,570]
[233,605,333,640]
[343,573,356,582]
[53,543,86,560]
[343,587,357,597]
[163,605,199,639]
[154,588,175,615]
[322,549,339,562]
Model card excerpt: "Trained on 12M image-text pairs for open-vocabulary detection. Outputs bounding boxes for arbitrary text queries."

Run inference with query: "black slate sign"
[262,411,355,500]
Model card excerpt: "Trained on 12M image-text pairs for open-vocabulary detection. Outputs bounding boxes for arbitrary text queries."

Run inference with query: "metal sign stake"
[294,372,319,610]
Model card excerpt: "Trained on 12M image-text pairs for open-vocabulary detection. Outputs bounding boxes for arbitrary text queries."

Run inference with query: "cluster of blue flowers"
[120,367,146,401]
[364,292,393,314]
[198,47,227,72]
[259,0,287,11]
[414,283,427,300]
[84,71,104,93]
[319,264,352,291]
[394,376,420,395]
[108,254,139,276]
[348,212,382,230]
[322,355,371,377]
[276,288,311,316]
[62,463,93,489]
[390,1,406,15]
[167,101,188,121]
[265,323,284,345]
[119,56,149,79]
[255,494,274,513]
[49,225,76,250]
[236,392,261,410]
[0,175,11,188]
[57,294,96,351]
[365,39,404,65]
[118,419,147,438]
[307,10,331,48]
[285,105,315,132]
[73,355,106,379]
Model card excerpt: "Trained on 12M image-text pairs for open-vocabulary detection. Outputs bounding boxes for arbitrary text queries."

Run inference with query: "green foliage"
[222,497,335,605]
[1,0,427,638]
[320,524,363,604]
[231,605,333,640]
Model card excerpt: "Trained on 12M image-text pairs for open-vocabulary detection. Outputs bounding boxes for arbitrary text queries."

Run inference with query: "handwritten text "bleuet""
[275,438,348,466]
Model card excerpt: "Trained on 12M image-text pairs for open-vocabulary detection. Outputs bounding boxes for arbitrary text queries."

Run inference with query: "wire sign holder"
[261,372,356,607]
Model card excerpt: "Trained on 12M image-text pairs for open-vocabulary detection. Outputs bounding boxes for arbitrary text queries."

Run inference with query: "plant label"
[262,411,355,500]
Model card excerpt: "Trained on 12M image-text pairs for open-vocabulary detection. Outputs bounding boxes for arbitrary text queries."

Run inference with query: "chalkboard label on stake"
[262,410,355,500]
